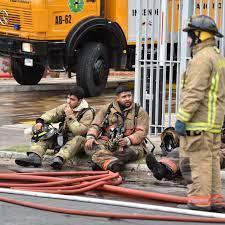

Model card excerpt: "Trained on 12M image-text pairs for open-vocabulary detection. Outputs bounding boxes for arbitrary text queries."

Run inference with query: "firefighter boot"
[146,153,172,180]
[187,203,211,212]
[91,162,103,171]
[107,160,125,173]
[50,156,64,170]
[15,153,42,167]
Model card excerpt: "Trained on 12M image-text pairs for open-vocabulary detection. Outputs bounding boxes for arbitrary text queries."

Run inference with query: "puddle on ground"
[0,90,115,126]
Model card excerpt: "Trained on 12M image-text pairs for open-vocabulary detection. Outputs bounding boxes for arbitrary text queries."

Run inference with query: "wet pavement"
[0,90,115,127]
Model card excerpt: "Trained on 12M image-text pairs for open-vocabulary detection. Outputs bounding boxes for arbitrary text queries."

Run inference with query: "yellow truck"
[0,0,221,96]
[0,0,135,96]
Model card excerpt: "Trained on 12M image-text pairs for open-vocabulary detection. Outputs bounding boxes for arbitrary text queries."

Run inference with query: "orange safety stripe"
[211,194,225,204]
[188,196,211,207]
[127,134,139,145]
[135,126,145,132]
[102,159,115,171]
[159,158,178,173]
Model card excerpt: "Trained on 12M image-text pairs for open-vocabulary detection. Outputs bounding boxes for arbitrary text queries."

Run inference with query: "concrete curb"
[0,151,26,159]
[0,77,134,93]
[0,150,150,172]
[1,150,225,180]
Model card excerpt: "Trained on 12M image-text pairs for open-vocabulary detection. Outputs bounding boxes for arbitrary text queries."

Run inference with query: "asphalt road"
[0,193,217,225]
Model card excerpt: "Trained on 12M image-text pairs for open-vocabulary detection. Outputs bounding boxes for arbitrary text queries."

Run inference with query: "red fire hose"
[1,195,225,223]
[0,170,224,223]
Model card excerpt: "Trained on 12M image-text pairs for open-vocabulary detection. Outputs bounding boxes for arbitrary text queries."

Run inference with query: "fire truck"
[0,0,218,96]
[0,0,139,96]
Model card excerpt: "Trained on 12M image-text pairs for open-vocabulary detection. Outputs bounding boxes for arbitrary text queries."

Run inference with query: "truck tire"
[76,42,109,96]
[11,58,45,85]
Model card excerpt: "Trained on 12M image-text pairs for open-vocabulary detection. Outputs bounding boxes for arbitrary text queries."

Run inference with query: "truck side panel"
[46,0,100,40]
[104,0,128,42]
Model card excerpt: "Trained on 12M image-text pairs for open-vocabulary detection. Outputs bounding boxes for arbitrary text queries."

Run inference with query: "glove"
[175,120,186,136]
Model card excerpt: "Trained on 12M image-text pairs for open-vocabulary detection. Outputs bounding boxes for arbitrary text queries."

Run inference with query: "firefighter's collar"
[112,101,134,114]
[73,99,89,112]
[192,38,216,56]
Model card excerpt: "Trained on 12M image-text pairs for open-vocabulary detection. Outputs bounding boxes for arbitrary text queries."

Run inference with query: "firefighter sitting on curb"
[84,85,149,173]
[15,86,95,170]
[159,15,225,213]
[146,127,225,182]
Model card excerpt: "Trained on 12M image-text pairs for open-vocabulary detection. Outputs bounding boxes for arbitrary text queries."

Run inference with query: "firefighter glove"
[175,120,186,136]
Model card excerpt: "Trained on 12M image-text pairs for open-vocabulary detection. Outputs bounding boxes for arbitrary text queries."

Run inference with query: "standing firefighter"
[175,15,225,212]
[84,85,149,172]
[15,86,95,170]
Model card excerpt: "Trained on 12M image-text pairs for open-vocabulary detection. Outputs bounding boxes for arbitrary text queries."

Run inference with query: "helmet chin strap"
[188,30,201,47]
[195,30,201,45]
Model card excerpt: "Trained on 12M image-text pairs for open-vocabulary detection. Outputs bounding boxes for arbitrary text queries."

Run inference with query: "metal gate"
[134,0,225,134]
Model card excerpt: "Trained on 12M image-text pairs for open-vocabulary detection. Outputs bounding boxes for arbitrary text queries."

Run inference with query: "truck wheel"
[76,42,109,96]
[11,58,45,85]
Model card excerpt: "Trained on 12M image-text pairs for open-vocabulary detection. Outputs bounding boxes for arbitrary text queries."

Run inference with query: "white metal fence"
[134,0,225,134]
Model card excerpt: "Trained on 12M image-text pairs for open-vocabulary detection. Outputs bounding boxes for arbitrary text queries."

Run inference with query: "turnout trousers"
[29,136,86,162]
[85,139,144,170]
[179,131,225,209]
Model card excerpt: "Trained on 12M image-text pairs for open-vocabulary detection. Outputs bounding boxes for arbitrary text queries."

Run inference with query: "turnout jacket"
[87,101,149,145]
[39,99,94,136]
[177,38,225,133]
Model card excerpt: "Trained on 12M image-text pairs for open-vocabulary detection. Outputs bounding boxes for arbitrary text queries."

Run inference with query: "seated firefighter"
[15,86,95,170]
[84,85,149,172]
[146,127,225,181]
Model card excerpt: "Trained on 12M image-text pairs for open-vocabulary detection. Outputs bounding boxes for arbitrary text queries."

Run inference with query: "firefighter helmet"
[31,123,57,142]
[160,127,180,156]
[183,15,223,38]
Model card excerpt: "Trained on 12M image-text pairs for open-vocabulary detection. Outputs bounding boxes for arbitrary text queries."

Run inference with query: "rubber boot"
[107,160,125,173]
[145,153,172,180]
[15,153,42,167]
[91,162,103,171]
[50,156,64,170]
[177,204,211,212]
[187,203,211,212]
